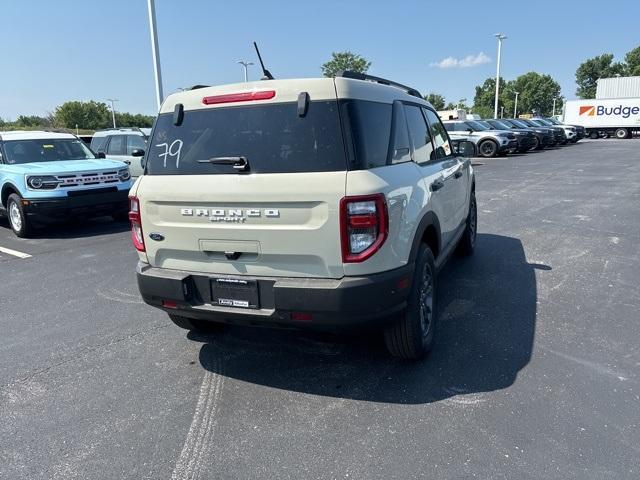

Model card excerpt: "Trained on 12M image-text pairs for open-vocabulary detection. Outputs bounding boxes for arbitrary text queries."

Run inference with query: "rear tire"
[7,193,32,238]
[589,131,599,140]
[457,191,477,256]
[478,140,498,158]
[615,128,630,139]
[384,244,437,360]
[168,314,225,333]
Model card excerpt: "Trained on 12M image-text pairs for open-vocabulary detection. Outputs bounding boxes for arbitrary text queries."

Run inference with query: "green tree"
[321,51,371,77]
[472,77,507,118]
[624,46,640,76]
[506,72,563,117]
[424,93,445,110]
[14,115,51,127]
[54,100,111,130]
[115,112,155,128]
[575,54,626,99]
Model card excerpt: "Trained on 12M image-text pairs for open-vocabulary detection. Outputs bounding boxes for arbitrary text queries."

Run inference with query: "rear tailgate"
[137,172,345,278]
[136,78,347,279]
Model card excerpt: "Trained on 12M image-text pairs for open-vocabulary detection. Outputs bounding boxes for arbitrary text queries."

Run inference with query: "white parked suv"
[90,128,151,177]
[130,72,477,359]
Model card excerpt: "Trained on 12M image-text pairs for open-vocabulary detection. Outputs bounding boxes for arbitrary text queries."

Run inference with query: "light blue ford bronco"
[0,130,133,237]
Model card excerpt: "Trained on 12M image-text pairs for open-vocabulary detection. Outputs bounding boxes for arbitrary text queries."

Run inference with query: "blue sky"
[2,0,639,119]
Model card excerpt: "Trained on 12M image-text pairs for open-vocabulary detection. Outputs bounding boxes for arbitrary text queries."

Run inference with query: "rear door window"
[146,101,346,175]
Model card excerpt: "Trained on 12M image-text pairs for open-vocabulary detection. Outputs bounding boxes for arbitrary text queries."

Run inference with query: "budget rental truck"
[563,98,640,139]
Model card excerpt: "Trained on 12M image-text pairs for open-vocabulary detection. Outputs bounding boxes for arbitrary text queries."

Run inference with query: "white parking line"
[0,246,32,259]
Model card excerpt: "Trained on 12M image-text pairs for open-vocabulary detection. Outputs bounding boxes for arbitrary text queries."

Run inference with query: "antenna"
[253,41,274,80]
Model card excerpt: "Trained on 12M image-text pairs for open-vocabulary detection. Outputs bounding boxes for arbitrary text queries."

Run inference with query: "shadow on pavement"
[195,233,541,404]
[0,215,129,239]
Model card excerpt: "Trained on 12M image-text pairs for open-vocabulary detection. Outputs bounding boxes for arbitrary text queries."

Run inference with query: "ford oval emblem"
[149,232,165,242]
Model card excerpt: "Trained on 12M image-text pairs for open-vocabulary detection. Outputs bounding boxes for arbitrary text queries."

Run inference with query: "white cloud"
[430,52,492,69]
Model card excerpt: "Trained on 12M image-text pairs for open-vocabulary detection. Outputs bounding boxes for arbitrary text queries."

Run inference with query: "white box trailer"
[437,109,466,121]
[563,98,640,139]
[596,76,640,99]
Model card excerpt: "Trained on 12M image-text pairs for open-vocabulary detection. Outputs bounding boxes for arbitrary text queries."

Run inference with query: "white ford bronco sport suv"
[130,71,477,359]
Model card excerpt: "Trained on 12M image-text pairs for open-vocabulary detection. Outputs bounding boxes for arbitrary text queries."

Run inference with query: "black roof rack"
[337,71,422,99]
[190,85,209,90]
[94,127,147,134]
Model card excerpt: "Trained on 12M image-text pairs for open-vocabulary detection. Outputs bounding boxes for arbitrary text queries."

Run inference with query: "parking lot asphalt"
[1,139,639,479]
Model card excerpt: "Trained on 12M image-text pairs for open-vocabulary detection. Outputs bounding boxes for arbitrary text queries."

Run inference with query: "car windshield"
[3,138,97,164]
[466,120,489,131]
[517,119,536,127]
[545,118,561,125]
[533,119,551,126]
[489,120,511,130]
[510,119,530,128]
[476,121,495,129]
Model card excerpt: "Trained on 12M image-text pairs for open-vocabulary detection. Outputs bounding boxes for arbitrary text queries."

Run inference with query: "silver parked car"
[443,120,518,158]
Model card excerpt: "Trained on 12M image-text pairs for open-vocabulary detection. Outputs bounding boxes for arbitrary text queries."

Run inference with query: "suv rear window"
[146,101,347,175]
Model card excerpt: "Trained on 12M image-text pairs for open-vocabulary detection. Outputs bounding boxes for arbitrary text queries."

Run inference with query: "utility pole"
[147,0,164,110]
[514,91,520,118]
[500,106,504,118]
[552,98,557,117]
[494,33,507,119]
[107,98,118,128]
[237,60,254,82]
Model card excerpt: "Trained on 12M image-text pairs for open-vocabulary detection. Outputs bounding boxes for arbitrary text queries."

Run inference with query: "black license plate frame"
[211,277,260,309]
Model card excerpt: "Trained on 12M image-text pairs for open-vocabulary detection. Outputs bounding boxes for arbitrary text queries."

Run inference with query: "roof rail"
[93,127,145,134]
[337,71,422,99]
[190,84,210,90]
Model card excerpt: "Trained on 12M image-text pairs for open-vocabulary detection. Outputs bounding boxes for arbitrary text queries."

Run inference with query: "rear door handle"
[430,179,445,192]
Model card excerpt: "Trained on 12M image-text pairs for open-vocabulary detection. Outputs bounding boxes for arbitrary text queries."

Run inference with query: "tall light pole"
[552,97,557,117]
[107,98,118,128]
[147,0,164,110]
[494,33,507,119]
[237,60,254,82]
[500,106,504,118]
[513,91,519,118]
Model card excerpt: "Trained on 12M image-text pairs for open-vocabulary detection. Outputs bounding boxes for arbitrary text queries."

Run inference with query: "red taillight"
[291,312,313,322]
[128,196,145,252]
[202,90,276,105]
[340,194,388,263]
[162,300,177,309]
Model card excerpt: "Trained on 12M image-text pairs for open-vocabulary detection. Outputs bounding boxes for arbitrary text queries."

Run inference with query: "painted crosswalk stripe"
[0,246,32,259]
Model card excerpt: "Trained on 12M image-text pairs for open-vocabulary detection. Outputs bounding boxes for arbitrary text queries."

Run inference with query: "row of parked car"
[442,117,586,158]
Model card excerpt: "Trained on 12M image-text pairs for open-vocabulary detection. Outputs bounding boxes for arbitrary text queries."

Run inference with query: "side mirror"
[131,149,145,157]
[452,140,476,158]
[467,128,474,133]
[96,152,106,159]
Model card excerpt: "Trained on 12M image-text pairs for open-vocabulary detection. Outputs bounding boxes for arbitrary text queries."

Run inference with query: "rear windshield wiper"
[198,156,249,171]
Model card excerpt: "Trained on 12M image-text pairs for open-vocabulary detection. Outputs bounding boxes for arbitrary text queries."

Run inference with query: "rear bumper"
[136,262,414,331]
[23,188,129,219]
